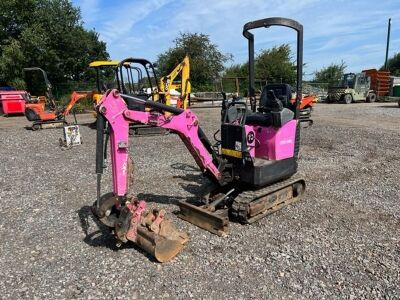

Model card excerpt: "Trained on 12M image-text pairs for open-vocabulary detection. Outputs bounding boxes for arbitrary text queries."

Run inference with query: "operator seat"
[260,83,293,110]
[245,84,294,127]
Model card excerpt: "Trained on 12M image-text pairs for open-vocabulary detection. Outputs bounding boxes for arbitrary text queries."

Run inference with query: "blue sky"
[72,0,400,79]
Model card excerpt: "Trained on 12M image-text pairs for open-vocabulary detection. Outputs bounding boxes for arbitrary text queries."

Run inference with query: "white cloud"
[76,0,400,79]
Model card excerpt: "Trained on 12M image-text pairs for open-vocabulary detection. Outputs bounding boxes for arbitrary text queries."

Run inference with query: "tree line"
[0,0,109,89]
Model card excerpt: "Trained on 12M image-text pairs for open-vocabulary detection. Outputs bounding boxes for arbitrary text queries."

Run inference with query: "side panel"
[254,120,297,160]
[221,121,297,161]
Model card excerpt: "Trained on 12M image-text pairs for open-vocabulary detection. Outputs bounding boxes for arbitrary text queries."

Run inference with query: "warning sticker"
[235,141,242,151]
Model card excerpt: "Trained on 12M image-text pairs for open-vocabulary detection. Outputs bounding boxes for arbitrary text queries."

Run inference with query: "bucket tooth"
[177,200,229,237]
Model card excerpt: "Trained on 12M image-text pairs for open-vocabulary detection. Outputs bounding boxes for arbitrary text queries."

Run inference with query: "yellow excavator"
[158,55,191,109]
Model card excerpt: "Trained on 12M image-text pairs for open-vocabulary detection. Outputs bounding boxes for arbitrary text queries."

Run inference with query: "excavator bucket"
[94,196,188,262]
[111,201,188,263]
[136,219,188,262]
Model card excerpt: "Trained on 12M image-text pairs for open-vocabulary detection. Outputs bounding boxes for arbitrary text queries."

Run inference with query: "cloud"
[75,0,400,79]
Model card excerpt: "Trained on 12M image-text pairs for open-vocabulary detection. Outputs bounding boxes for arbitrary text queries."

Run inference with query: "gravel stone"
[0,102,399,299]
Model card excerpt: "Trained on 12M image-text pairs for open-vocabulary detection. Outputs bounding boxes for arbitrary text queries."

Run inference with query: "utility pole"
[384,18,391,70]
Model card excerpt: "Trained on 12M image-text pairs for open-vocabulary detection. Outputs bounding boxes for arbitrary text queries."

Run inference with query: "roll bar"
[117,58,159,99]
[23,67,56,109]
[242,17,303,116]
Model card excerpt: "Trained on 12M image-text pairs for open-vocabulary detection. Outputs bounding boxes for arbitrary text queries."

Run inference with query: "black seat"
[245,84,295,128]
[260,83,293,111]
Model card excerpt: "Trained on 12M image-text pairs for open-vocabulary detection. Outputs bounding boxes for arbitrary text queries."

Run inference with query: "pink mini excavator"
[92,17,306,262]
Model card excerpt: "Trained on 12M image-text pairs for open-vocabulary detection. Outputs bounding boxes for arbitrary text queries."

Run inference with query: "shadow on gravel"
[137,164,206,205]
[80,121,97,129]
[170,162,209,194]
[377,105,399,108]
[137,164,204,205]
[137,192,191,205]
[170,162,198,171]
[77,205,118,250]
[77,205,161,262]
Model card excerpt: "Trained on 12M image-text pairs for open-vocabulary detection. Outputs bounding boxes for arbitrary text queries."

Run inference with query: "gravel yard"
[0,102,399,299]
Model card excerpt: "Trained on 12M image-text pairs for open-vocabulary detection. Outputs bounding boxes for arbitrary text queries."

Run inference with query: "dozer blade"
[136,220,188,263]
[177,200,229,237]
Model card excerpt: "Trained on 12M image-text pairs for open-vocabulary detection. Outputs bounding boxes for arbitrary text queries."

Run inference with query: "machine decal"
[280,138,293,145]
[221,148,242,158]
[235,141,242,151]
[247,131,255,144]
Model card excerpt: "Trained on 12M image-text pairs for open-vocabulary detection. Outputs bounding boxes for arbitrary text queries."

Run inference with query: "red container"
[363,69,391,97]
[0,91,27,115]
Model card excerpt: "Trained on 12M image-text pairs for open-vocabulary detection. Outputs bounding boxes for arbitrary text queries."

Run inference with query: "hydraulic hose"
[95,112,106,208]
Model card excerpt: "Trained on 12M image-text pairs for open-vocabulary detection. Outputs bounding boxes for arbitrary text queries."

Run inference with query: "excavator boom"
[63,91,93,116]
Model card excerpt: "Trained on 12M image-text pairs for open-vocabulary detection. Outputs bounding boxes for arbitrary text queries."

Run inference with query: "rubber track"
[231,174,305,224]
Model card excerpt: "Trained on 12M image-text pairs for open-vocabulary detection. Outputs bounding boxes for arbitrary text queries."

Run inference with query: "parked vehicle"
[327,72,377,104]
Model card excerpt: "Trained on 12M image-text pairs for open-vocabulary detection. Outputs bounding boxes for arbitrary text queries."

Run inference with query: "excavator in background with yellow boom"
[158,55,191,109]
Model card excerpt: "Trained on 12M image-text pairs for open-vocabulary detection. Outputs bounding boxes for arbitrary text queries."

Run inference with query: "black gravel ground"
[0,102,399,299]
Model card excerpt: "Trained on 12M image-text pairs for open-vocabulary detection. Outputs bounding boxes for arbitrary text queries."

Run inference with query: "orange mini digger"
[295,94,316,126]
[24,67,88,130]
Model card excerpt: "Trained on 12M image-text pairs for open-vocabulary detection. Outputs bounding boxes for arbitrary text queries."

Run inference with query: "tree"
[255,44,296,84]
[0,0,109,89]
[224,44,297,83]
[382,53,400,76]
[156,33,232,90]
[224,63,248,78]
[313,61,346,87]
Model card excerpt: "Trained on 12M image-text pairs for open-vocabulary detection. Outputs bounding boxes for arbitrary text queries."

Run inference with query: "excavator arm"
[93,89,220,262]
